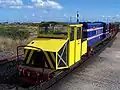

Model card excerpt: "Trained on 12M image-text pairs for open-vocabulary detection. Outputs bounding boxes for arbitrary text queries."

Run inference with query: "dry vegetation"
[0,22,65,56]
[0,24,38,55]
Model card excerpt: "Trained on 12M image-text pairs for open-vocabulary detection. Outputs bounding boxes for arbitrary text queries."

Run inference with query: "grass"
[0,25,31,40]
[0,25,38,55]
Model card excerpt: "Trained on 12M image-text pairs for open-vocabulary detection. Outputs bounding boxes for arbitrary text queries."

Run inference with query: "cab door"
[69,25,82,67]
[75,27,82,62]
[69,26,75,66]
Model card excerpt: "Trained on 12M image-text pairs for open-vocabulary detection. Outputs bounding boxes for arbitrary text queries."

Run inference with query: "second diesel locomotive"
[17,22,119,84]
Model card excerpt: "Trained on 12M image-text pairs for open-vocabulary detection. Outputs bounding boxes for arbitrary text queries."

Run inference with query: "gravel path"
[48,33,120,90]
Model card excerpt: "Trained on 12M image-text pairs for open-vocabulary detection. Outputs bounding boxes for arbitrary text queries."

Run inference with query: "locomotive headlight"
[37,49,41,52]
[28,72,30,76]
[19,71,21,75]
[19,68,22,72]
[37,73,40,76]
[23,69,25,75]
[18,66,22,71]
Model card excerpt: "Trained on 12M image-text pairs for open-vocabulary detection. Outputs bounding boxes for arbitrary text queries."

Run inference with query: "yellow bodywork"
[24,24,87,70]
[69,40,75,66]
[25,38,68,52]
[82,40,87,56]
[70,24,83,27]
[68,24,87,67]
[75,39,81,62]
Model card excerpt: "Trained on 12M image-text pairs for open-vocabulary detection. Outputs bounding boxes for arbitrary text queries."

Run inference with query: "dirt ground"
[48,33,120,90]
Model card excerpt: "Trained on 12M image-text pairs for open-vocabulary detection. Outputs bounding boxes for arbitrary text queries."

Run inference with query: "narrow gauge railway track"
[0,54,24,65]
[0,34,116,90]
[0,54,24,90]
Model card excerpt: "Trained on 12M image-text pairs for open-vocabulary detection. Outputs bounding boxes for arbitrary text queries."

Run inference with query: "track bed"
[48,33,120,90]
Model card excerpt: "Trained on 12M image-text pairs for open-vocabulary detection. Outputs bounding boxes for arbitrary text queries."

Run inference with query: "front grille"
[24,49,56,69]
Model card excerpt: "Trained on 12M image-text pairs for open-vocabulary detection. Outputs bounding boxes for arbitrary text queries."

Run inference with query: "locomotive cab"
[17,23,87,84]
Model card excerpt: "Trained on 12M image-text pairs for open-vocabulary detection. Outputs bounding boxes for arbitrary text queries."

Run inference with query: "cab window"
[77,27,81,39]
[38,24,68,39]
[70,27,74,41]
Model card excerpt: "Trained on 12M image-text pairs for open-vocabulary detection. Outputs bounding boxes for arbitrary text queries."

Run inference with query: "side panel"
[68,24,83,67]
[75,26,82,63]
[82,40,87,56]
[69,41,75,66]
[56,41,69,69]
[75,39,81,62]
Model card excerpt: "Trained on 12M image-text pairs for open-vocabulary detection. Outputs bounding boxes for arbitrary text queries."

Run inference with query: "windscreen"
[38,24,68,39]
